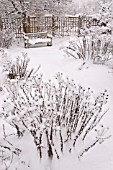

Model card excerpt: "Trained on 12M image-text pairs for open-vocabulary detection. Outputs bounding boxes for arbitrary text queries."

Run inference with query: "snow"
[1,37,113,170]
[29,38,51,44]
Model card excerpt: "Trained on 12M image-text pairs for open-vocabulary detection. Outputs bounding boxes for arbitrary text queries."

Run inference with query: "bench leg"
[25,43,28,48]
[25,43,30,48]
[24,43,26,48]
[47,42,52,46]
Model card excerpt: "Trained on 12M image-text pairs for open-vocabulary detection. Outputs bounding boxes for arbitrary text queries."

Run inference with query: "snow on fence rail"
[1,15,99,38]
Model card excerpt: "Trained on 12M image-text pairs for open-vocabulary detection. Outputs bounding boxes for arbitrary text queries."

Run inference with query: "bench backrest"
[24,32,48,39]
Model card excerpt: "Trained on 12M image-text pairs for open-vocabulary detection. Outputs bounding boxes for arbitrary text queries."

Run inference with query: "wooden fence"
[1,15,99,38]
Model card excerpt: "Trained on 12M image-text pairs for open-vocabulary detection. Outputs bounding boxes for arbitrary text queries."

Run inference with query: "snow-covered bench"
[23,32,52,48]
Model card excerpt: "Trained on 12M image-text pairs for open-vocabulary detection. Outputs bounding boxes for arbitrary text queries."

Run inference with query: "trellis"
[1,15,99,38]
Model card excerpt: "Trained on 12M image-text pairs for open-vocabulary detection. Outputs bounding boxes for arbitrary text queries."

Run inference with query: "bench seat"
[29,38,51,44]
[23,32,52,48]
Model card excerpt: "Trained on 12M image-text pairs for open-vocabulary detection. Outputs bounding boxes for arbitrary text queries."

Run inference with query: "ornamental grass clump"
[63,27,113,66]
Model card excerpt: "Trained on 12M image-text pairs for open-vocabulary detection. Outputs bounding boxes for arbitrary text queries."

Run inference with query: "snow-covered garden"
[0,0,113,170]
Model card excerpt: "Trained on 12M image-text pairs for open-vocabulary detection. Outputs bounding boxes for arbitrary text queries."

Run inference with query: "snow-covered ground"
[1,37,113,170]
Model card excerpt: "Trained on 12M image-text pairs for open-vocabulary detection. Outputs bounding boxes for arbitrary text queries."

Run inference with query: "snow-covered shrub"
[0,29,14,48]
[85,1,113,34]
[1,72,110,164]
[0,51,41,87]
[0,51,36,80]
[7,53,30,79]
[5,53,40,80]
[63,30,113,65]
[0,49,11,85]
[97,1,113,33]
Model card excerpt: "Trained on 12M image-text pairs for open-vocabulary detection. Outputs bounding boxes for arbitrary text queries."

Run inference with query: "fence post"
[78,16,82,36]
[0,16,3,30]
[27,16,31,33]
[52,15,55,36]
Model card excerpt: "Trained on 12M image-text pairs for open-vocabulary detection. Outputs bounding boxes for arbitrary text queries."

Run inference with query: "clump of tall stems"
[1,72,110,161]
[64,31,113,65]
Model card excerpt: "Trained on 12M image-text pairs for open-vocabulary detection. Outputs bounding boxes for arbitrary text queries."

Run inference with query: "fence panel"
[1,15,99,38]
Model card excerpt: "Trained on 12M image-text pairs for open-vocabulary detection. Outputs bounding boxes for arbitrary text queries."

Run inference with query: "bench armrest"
[23,32,29,48]
[47,34,52,38]
[23,32,29,40]
[24,36,29,40]
[47,34,52,46]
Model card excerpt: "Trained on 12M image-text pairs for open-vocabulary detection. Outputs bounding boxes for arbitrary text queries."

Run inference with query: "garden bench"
[23,32,52,48]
